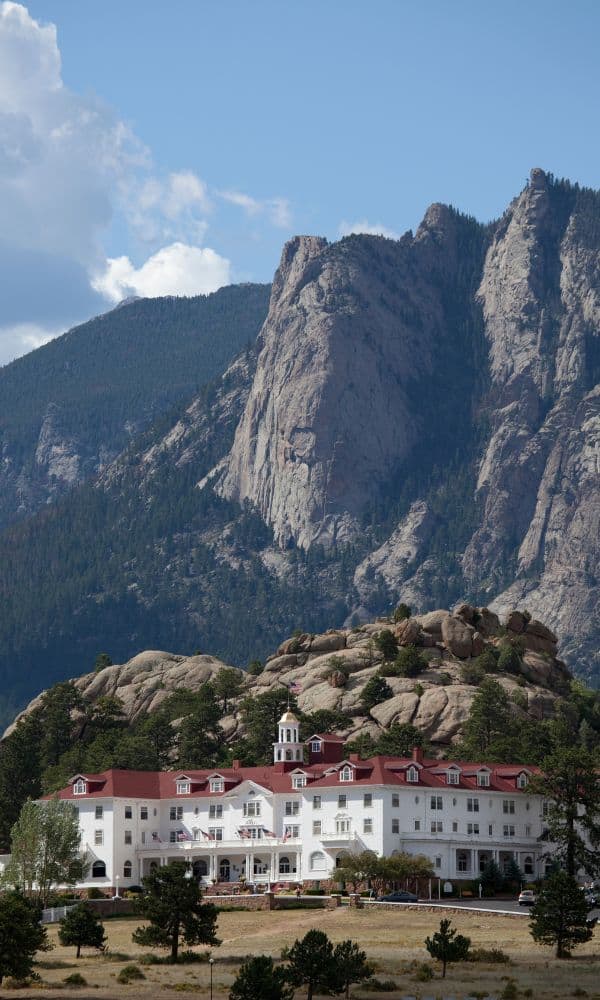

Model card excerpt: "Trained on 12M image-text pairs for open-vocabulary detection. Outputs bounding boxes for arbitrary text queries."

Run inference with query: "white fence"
[41,904,77,924]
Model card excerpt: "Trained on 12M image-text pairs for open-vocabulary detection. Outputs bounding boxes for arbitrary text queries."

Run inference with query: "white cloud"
[220,189,292,228]
[0,320,60,364]
[338,219,399,240]
[92,242,231,304]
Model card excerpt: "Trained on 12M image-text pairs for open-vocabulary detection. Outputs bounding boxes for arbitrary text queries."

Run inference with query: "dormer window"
[517,773,528,789]
[406,766,419,783]
[310,740,322,753]
[292,775,307,789]
[176,781,191,795]
[477,771,490,787]
[339,766,353,782]
[447,770,459,785]
[73,779,87,796]
[210,778,224,793]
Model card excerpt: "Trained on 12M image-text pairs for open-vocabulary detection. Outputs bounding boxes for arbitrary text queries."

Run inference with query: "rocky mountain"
[0,167,599,719]
[6,604,571,752]
[0,284,270,531]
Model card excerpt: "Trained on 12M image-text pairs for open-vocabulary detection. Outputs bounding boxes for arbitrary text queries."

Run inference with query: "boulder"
[327,670,347,688]
[505,610,527,634]
[310,632,346,653]
[441,616,475,659]
[525,619,557,643]
[471,631,485,657]
[455,603,477,624]
[477,607,500,637]
[277,633,311,655]
[393,617,421,645]
[262,654,300,674]
[418,609,450,637]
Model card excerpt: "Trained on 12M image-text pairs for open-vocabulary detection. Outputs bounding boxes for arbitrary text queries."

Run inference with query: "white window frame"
[94,829,103,846]
[477,771,490,787]
[447,770,459,785]
[363,817,373,834]
[517,773,528,789]
[210,778,224,793]
[310,740,322,753]
[503,800,515,815]
[209,804,223,819]
[406,766,419,783]
[467,797,479,813]
[176,781,191,795]
[312,795,321,810]
[312,820,322,835]
[339,766,353,782]
[73,780,87,796]
[95,805,103,820]
[392,819,400,834]
[292,775,307,789]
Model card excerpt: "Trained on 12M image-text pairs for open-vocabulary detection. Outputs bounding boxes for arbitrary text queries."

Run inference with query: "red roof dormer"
[305,733,345,765]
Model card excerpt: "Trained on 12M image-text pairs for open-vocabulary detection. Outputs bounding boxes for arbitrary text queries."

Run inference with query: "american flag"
[238,828,251,839]
[200,830,211,840]
[288,681,301,694]
[263,828,277,838]
[152,832,160,842]
[283,829,291,842]
[177,831,191,841]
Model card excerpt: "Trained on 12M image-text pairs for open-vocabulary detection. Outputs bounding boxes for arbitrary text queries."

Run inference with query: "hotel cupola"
[273,709,304,763]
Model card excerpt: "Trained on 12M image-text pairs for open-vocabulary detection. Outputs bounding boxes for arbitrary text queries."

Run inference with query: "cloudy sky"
[2,0,600,364]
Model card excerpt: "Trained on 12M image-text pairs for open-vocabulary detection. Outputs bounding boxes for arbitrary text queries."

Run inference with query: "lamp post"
[115,875,120,899]
[209,958,214,1000]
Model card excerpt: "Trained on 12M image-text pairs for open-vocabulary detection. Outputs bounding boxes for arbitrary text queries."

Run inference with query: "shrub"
[511,688,528,709]
[413,961,434,981]
[468,947,510,964]
[361,675,393,710]
[64,973,87,986]
[437,672,452,686]
[500,981,519,1000]
[413,682,425,697]
[117,964,146,984]
[394,645,427,677]
[362,977,397,992]
[393,603,412,622]
[461,662,485,685]
[497,643,522,675]
[247,660,263,676]
[375,630,398,660]
[472,648,499,674]
[86,888,107,900]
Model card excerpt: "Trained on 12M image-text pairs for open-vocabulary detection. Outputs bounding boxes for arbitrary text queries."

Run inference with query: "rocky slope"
[7,604,571,751]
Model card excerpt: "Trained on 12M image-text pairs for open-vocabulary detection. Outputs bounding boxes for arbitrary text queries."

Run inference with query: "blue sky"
[2,0,600,362]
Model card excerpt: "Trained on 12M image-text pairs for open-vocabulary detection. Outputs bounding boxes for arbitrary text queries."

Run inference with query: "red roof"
[47,753,541,800]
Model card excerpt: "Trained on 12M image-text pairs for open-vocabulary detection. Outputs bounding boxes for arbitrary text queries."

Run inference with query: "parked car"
[518,890,537,906]
[583,890,597,909]
[379,890,419,903]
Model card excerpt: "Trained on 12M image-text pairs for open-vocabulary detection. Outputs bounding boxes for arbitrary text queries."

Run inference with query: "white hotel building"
[51,711,548,891]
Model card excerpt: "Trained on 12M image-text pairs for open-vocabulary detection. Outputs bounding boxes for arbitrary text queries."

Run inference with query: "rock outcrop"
[6,606,571,752]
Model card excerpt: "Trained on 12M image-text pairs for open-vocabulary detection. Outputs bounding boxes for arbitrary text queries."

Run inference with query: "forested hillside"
[0,284,270,530]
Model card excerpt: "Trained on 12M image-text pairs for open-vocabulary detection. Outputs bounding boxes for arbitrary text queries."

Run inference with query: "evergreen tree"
[132,862,219,962]
[529,871,592,958]
[332,939,372,999]
[425,918,471,977]
[479,859,504,895]
[376,722,425,756]
[285,929,338,1000]
[393,645,427,677]
[0,892,49,985]
[532,747,600,877]
[178,684,224,769]
[59,902,106,958]
[460,678,512,756]
[39,683,83,767]
[94,653,113,672]
[503,858,523,893]
[0,716,42,851]
[229,955,293,1000]
[375,629,398,660]
[213,668,244,714]
[393,603,412,622]
[361,675,393,711]
[240,689,299,764]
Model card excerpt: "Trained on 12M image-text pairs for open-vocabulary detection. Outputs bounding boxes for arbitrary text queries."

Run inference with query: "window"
[363,818,373,834]
[467,823,479,835]
[208,827,223,841]
[452,821,458,833]
[94,830,103,846]
[457,852,469,872]
[140,807,148,821]
[392,819,400,834]
[310,851,327,871]
[124,830,132,845]
[392,794,399,807]
[125,806,132,819]
[176,781,191,795]
[488,824,493,836]
[363,793,372,808]
[407,766,419,783]
[467,798,479,813]
[284,825,300,839]
[338,794,347,809]
[313,820,322,835]
[430,796,443,810]
[447,770,459,785]
[169,831,177,843]
[503,824,515,838]
[542,801,551,818]
[95,805,103,820]
[279,856,291,874]
[243,801,261,817]
[503,800,515,815]
[336,818,350,834]
[414,819,420,831]
[313,795,321,810]
[525,824,531,837]
[292,775,307,789]
[524,856,534,875]
[170,806,183,821]
[430,820,443,833]
[310,740,322,753]
[477,772,490,787]
[73,780,86,795]
[517,773,528,789]
[339,766,353,782]
[91,860,106,878]
[285,801,300,816]
[123,861,132,879]
[210,778,224,793]
[141,832,146,844]
[435,856,442,869]
[208,804,222,819]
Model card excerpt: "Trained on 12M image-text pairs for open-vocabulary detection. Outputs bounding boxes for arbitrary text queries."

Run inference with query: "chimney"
[412,746,424,764]
[232,759,241,771]
[349,753,360,763]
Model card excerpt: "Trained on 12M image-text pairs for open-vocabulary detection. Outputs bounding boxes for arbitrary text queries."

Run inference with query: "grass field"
[28,908,599,998]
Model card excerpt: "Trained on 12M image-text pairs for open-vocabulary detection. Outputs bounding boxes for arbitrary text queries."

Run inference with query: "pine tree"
[285,929,338,1000]
[529,871,592,958]
[332,939,372,999]
[229,955,293,1000]
[132,862,219,962]
[0,892,49,985]
[532,747,600,877]
[59,903,106,958]
[361,675,393,711]
[461,678,512,756]
[425,918,471,977]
